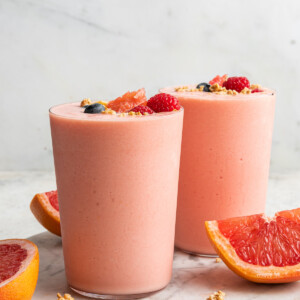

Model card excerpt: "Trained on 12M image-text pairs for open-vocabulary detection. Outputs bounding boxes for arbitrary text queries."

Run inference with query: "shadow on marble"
[28,232,300,300]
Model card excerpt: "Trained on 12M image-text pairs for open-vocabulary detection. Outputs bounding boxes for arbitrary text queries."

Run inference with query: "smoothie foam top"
[50,88,183,120]
[160,75,275,101]
[50,102,183,121]
[160,85,275,101]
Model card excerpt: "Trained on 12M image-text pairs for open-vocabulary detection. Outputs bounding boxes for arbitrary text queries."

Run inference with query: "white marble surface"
[1,0,300,171]
[0,171,300,299]
[28,232,300,300]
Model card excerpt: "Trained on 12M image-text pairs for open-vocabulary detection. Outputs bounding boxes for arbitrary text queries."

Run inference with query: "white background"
[1,0,299,171]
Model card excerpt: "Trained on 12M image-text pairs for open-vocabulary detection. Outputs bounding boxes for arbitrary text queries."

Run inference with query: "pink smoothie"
[49,103,183,297]
[160,86,276,255]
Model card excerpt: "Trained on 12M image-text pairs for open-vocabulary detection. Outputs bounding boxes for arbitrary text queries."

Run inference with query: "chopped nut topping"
[250,84,261,90]
[80,98,92,107]
[57,293,74,300]
[175,86,189,92]
[81,99,108,108]
[225,89,238,95]
[174,81,261,95]
[128,111,143,116]
[240,87,251,94]
[209,83,227,93]
[118,112,128,117]
[215,257,221,263]
[102,108,116,115]
[175,86,204,92]
[95,100,108,107]
[207,290,226,300]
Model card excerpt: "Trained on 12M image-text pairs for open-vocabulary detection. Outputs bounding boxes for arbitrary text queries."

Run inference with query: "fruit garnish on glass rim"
[129,105,154,115]
[107,88,147,113]
[205,208,300,283]
[209,74,228,86]
[147,93,181,112]
[223,76,250,93]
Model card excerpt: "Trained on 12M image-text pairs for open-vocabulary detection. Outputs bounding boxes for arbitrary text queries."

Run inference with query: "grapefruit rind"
[30,192,61,236]
[205,219,300,283]
[0,239,39,300]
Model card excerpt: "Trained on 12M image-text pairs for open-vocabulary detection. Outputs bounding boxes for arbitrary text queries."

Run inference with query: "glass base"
[176,246,218,258]
[71,286,165,299]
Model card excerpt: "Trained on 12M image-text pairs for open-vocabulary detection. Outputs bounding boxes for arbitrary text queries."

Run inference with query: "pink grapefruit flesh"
[205,208,300,283]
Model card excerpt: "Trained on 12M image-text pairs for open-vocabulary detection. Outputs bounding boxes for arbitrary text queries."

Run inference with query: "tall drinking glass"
[160,86,275,256]
[49,102,184,298]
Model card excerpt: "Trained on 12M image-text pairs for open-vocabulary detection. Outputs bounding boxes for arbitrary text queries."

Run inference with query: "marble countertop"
[1,171,300,299]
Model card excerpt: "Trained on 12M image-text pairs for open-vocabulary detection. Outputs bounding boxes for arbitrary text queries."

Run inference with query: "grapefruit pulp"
[209,74,228,86]
[0,239,39,300]
[107,88,147,113]
[205,208,300,283]
[30,190,61,236]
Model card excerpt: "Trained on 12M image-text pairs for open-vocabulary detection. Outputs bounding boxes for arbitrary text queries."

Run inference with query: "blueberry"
[84,103,106,114]
[196,82,211,92]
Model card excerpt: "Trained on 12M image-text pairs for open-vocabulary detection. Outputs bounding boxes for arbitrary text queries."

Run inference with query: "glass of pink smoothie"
[49,103,183,298]
[160,84,275,256]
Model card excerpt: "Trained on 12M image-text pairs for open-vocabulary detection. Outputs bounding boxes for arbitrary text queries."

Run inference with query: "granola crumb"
[102,108,116,115]
[57,293,75,300]
[175,82,256,95]
[118,112,128,117]
[127,111,143,116]
[80,98,92,107]
[250,84,261,90]
[207,290,226,300]
[240,87,251,94]
[210,83,227,93]
[215,257,221,263]
[95,100,108,107]
[175,85,204,92]
[226,89,238,95]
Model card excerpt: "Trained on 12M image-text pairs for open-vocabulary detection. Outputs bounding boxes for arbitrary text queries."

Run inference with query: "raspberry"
[223,77,250,93]
[129,105,154,115]
[251,88,263,93]
[209,74,228,86]
[147,93,180,113]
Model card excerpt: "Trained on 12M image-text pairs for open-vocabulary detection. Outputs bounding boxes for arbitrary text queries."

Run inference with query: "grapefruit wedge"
[30,190,61,236]
[205,208,300,283]
[0,239,39,300]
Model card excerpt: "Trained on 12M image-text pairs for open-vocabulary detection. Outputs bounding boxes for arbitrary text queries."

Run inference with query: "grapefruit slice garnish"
[205,208,300,283]
[209,74,228,86]
[107,88,147,113]
[30,190,61,236]
[0,239,39,300]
